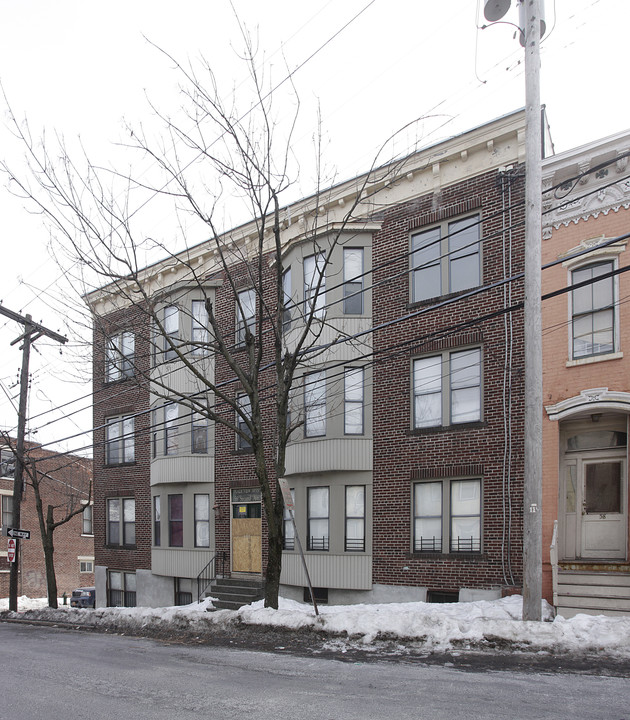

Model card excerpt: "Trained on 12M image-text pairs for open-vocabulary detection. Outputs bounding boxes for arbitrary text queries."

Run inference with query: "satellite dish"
[519,1,547,45]
[483,0,511,22]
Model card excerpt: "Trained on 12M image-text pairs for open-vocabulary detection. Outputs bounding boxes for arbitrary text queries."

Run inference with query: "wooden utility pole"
[0,305,66,612]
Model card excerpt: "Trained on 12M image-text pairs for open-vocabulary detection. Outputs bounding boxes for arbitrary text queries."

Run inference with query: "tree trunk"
[44,506,58,609]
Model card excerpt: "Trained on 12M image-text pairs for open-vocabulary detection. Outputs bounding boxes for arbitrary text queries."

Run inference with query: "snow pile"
[3,593,630,657]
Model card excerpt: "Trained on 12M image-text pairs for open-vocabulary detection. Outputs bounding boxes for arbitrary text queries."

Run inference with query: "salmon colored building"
[542,131,630,616]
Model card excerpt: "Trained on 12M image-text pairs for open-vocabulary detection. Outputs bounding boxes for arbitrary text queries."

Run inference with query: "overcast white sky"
[0,0,627,455]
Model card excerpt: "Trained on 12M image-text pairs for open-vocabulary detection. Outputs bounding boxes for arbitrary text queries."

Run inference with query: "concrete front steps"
[207,576,264,611]
[556,565,630,618]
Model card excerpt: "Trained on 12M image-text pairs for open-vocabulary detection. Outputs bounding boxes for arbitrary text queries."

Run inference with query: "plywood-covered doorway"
[231,488,262,574]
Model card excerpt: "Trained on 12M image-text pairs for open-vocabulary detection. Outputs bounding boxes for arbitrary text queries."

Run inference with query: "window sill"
[409,421,485,436]
[408,286,481,309]
[566,351,623,367]
[104,544,137,550]
[103,376,134,387]
[232,447,254,456]
[105,462,136,468]
[410,551,486,561]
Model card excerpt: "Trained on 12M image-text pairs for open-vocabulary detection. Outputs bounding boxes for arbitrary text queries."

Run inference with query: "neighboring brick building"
[0,440,93,599]
[88,109,535,608]
[542,131,630,616]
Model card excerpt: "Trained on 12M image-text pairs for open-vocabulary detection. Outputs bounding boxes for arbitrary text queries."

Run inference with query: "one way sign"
[4,527,30,540]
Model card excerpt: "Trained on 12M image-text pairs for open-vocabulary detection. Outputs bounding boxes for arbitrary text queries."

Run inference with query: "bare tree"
[2,34,410,608]
[1,434,92,609]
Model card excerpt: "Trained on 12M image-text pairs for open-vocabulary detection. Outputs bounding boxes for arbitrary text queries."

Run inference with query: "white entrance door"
[562,453,626,560]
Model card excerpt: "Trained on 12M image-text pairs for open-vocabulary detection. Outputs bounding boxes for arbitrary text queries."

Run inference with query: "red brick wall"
[371,168,526,593]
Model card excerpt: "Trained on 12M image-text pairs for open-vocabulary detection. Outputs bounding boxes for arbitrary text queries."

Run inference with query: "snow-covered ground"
[2,594,629,657]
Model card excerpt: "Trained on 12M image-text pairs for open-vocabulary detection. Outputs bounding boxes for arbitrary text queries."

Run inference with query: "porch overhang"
[545,388,630,422]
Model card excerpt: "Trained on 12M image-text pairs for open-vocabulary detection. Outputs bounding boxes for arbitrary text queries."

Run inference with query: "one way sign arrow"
[6,528,30,540]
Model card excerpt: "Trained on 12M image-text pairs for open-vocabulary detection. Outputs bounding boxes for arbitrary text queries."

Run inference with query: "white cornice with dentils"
[87,110,527,316]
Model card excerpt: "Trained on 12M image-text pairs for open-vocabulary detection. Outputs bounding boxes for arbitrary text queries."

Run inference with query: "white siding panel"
[285,437,372,475]
[152,547,215,579]
[280,552,372,590]
[151,455,215,485]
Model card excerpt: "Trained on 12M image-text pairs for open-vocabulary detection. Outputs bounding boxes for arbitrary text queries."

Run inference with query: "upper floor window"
[304,371,326,437]
[282,268,292,332]
[344,367,364,435]
[236,289,256,347]
[236,394,252,450]
[153,496,161,547]
[411,214,480,302]
[163,306,179,362]
[1,494,13,528]
[571,261,615,359]
[191,411,208,454]
[106,415,135,465]
[0,448,15,478]
[106,331,134,382]
[413,348,481,429]
[343,248,364,314]
[164,403,179,455]
[413,479,481,553]
[107,497,135,546]
[191,300,209,355]
[304,253,326,319]
[307,486,329,551]
[82,505,93,535]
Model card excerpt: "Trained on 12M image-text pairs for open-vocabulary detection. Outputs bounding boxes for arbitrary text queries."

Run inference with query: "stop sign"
[7,538,16,563]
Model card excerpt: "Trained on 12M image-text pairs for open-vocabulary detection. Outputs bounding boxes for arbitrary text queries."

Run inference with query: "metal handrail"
[197,551,227,603]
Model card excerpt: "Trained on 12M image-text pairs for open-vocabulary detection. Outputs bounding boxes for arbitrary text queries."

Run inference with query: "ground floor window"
[108,570,137,607]
[413,478,481,553]
[175,577,194,606]
[307,486,329,551]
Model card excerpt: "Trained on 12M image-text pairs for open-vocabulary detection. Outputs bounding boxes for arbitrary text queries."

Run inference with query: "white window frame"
[191,300,209,355]
[191,410,208,454]
[105,415,135,465]
[283,488,295,550]
[164,403,179,456]
[194,494,210,548]
[304,370,326,438]
[343,247,364,314]
[282,268,292,332]
[105,331,135,382]
[570,260,616,360]
[82,504,93,536]
[0,448,15,478]
[345,485,366,552]
[413,478,482,554]
[79,556,94,573]
[307,486,329,551]
[411,214,480,303]
[236,288,256,347]
[304,253,326,319]
[344,367,364,435]
[413,348,482,429]
[1,492,13,529]
[163,305,179,361]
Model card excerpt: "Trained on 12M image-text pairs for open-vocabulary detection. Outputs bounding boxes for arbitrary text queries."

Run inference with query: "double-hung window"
[413,348,481,428]
[307,486,329,551]
[163,306,179,361]
[191,300,209,355]
[344,367,364,435]
[345,485,365,551]
[194,494,210,548]
[153,496,161,547]
[1,494,13,528]
[236,289,256,347]
[105,415,135,465]
[343,248,364,314]
[82,505,93,535]
[283,488,295,550]
[571,261,615,359]
[236,395,252,450]
[411,215,480,302]
[164,403,179,455]
[191,411,208,454]
[414,479,481,553]
[108,571,136,608]
[0,448,15,478]
[105,331,134,381]
[282,268,292,332]
[304,253,326,319]
[168,494,183,547]
[304,371,326,437]
[107,497,135,546]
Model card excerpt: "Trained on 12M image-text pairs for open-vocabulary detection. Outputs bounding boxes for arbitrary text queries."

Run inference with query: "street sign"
[7,538,16,563]
[6,528,30,540]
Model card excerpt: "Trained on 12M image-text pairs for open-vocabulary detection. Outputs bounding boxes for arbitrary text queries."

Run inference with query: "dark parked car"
[70,587,95,608]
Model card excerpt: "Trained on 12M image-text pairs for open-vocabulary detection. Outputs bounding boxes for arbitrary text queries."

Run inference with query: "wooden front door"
[231,502,262,573]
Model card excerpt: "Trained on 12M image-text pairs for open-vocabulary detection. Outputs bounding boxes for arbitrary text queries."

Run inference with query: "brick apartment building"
[541,131,630,616]
[88,109,535,608]
[0,440,93,599]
